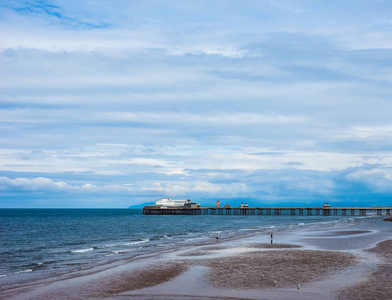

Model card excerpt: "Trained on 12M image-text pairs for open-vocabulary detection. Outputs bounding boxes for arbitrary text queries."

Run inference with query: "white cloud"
[0,176,248,198]
[346,168,392,193]
[0,176,70,192]
[141,181,247,196]
[0,176,128,193]
[349,126,392,139]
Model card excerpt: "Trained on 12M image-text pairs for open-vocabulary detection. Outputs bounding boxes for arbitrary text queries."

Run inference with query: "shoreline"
[1,217,391,299]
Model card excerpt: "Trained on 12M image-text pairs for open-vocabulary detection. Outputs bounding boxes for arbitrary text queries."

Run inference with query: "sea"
[0,208,377,288]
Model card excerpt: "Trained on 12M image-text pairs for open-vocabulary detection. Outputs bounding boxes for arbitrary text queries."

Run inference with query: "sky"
[1,0,392,208]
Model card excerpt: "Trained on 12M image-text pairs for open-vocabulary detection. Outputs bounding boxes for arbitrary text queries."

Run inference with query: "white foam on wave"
[71,248,94,253]
[184,237,205,243]
[238,228,255,232]
[102,238,150,248]
[297,223,305,226]
[158,235,173,240]
[157,243,174,247]
[97,260,108,264]
[16,269,33,275]
[208,231,223,234]
[112,248,135,254]
[130,238,149,245]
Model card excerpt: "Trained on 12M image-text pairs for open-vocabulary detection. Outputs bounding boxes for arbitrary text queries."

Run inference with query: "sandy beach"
[1,217,391,300]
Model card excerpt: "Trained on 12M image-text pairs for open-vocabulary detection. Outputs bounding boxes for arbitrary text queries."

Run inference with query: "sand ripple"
[205,249,356,289]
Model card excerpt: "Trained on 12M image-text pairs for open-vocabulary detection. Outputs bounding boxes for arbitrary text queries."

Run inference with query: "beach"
[0,216,391,300]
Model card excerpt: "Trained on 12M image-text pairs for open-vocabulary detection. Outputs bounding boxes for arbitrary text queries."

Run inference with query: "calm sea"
[0,208,369,286]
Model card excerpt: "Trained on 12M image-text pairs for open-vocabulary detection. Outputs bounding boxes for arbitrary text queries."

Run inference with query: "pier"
[143,206,391,216]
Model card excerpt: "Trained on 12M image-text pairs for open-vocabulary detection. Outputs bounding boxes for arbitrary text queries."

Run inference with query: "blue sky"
[1,0,392,208]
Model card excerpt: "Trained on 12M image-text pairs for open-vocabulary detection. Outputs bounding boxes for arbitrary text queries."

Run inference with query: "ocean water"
[0,209,373,287]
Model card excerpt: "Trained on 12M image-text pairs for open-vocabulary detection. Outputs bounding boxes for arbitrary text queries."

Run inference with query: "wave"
[0,269,33,278]
[238,227,261,232]
[184,237,205,243]
[16,269,33,275]
[129,238,149,245]
[97,260,108,264]
[31,262,51,270]
[71,248,94,253]
[112,248,135,254]
[208,231,223,234]
[101,238,150,248]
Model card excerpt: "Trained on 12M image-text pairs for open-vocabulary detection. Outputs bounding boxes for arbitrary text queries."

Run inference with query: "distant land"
[128,202,154,209]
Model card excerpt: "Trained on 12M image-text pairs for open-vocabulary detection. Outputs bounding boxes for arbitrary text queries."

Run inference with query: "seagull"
[273,280,277,286]
[297,284,300,290]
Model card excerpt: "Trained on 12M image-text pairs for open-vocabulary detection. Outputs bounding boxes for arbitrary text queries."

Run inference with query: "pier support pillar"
[299,208,304,216]
[351,209,355,216]
[316,209,320,216]
[360,209,366,216]
[266,209,271,215]
[342,209,346,216]
[258,209,264,215]
[333,209,338,216]
[387,209,390,216]
[377,209,382,216]
[290,209,296,215]
[307,209,312,216]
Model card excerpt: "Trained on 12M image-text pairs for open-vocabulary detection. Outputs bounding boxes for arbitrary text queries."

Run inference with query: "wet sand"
[320,230,371,237]
[337,240,392,300]
[0,263,188,300]
[1,218,391,300]
[204,249,356,289]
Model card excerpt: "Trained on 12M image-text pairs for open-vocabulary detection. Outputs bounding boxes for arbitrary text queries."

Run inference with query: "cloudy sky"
[1,0,392,208]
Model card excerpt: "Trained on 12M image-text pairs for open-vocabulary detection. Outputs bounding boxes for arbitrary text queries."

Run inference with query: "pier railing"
[143,206,391,216]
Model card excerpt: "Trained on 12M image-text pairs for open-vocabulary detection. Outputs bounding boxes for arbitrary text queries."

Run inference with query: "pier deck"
[143,206,391,216]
